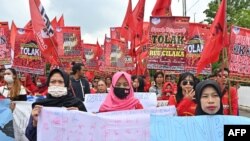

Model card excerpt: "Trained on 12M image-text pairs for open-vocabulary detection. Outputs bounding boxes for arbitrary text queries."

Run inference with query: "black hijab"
[195,80,223,115]
[32,69,87,112]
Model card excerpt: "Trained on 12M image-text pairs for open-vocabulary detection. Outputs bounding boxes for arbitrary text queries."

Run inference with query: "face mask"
[36,82,42,87]
[4,75,14,84]
[48,86,67,97]
[113,87,130,99]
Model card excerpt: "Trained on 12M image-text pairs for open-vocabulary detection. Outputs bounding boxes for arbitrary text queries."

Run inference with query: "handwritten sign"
[13,101,33,141]
[84,92,157,112]
[157,100,169,107]
[150,115,250,141]
[0,99,14,141]
[37,106,176,141]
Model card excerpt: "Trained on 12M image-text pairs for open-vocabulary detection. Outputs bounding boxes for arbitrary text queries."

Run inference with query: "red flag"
[29,0,61,66]
[96,40,103,58]
[197,0,227,74]
[58,14,64,27]
[10,21,17,50]
[24,20,32,29]
[132,0,145,38]
[121,0,135,41]
[51,16,57,28]
[151,0,172,16]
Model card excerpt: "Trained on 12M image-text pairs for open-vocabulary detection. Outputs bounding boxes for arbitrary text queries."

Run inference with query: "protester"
[91,76,99,93]
[158,82,174,100]
[20,73,38,95]
[34,75,48,96]
[96,79,108,93]
[131,75,145,92]
[195,80,223,115]
[0,68,6,86]
[149,71,164,98]
[0,68,27,101]
[214,68,238,115]
[105,76,112,92]
[99,71,143,112]
[69,63,90,101]
[168,72,198,116]
[25,69,87,141]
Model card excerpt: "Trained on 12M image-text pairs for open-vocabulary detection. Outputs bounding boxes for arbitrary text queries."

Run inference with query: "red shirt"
[222,87,238,115]
[168,95,196,116]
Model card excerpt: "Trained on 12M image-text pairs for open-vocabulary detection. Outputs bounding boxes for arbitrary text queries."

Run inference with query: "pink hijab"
[99,71,140,112]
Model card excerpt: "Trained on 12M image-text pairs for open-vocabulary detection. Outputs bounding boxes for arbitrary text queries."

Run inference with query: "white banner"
[84,92,157,112]
[37,106,176,141]
[13,101,33,141]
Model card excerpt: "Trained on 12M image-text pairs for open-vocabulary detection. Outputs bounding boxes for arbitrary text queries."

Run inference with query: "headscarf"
[195,80,223,115]
[99,71,140,112]
[22,73,37,95]
[162,82,174,95]
[32,69,87,112]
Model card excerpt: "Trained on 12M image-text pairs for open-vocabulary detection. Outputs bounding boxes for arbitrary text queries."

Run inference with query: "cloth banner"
[84,92,157,112]
[0,22,11,65]
[13,101,33,141]
[0,99,14,141]
[147,16,189,71]
[37,106,176,141]
[150,115,250,141]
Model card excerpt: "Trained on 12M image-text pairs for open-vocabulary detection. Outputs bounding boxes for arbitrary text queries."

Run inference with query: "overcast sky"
[1,0,212,44]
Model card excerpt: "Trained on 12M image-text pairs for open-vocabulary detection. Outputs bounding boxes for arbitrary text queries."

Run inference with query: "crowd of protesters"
[0,63,240,141]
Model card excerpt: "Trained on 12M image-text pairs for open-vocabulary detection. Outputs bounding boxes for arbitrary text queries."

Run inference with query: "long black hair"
[195,80,223,115]
[176,72,198,103]
[131,75,145,92]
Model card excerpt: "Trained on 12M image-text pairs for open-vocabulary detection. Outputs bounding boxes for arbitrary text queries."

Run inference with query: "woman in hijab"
[195,80,223,115]
[25,69,87,141]
[99,71,143,112]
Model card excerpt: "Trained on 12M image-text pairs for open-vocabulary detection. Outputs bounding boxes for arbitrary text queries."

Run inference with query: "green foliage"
[203,0,250,28]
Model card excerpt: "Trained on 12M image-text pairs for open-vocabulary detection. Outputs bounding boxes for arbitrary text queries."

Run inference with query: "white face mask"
[4,75,14,84]
[36,82,42,87]
[48,86,67,97]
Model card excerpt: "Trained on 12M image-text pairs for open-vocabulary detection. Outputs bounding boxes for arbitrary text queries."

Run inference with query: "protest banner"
[185,23,211,74]
[0,22,11,65]
[229,26,250,80]
[0,99,14,141]
[12,28,45,74]
[82,43,100,69]
[37,106,176,141]
[13,101,33,141]
[147,16,189,71]
[150,115,250,141]
[84,92,157,112]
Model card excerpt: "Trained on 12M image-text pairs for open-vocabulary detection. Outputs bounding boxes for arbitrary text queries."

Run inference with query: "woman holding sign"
[195,80,223,115]
[99,71,143,112]
[168,72,198,116]
[25,69,87,141]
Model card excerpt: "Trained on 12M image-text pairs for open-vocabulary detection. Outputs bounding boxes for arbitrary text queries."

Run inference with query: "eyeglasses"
[182,80,194,86]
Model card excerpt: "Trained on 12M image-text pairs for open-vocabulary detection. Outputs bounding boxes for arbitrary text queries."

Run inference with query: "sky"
[1,0,212,44]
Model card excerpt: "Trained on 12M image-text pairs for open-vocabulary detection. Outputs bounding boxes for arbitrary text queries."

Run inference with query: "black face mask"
[113,87,130,99]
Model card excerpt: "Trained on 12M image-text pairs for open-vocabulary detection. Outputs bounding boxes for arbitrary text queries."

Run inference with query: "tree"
[203,0,250,29]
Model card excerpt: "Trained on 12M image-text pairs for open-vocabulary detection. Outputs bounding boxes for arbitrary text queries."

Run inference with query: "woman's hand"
[184,89,195,100]
[31,105,43,127]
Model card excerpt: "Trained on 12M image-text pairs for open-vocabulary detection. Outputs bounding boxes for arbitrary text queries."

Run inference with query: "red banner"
[229,26,250,78]
[110,27,122,40]
[185,23,211,74]
[12,28,45,74]
[82,43,99,70]
[0,22,11,65]
[29,0,61,66]
[148,16,189,71]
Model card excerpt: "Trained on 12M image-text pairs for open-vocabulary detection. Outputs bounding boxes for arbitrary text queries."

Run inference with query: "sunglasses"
[182,80,194,86]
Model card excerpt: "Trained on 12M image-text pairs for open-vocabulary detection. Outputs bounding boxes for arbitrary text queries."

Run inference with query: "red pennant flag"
[29,0,61,66]
[132,0,145,38]
[121,0,135,41]
[51,16,57,28]
[24,20,32,29]
[197,0,227,74]
[96,40,103,58]
[151,0,172,16]
[10,21,17,50]
[58,14,65,27]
